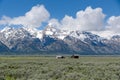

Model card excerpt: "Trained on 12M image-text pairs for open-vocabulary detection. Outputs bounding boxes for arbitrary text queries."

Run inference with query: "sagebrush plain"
[0,56,120,80]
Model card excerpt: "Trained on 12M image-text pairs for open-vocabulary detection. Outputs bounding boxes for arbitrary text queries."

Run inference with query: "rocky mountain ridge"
[0,25,120,55]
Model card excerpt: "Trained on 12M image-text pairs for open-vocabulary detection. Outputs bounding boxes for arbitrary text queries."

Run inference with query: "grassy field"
[0,56,120,80]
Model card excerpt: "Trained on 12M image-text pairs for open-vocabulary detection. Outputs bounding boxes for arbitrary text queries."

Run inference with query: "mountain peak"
[1,25,120,54]
[1,26,14,33]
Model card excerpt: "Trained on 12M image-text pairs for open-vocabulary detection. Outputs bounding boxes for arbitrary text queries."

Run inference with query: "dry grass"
[0,56,120,80]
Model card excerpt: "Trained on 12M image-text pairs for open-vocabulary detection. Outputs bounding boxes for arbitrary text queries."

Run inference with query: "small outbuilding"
[71,54,79,59]
[56,55,65,59]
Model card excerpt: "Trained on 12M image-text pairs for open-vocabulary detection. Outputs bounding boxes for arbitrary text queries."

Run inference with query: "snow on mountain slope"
[0,27,33,39]
[0,27,15,39]
[0,27,35,49]
[23,27,43,39]
[1,25,120,54]
[1,25,120,42]
[0,25,119,43]
[111,35,120,42]
[91,30,120,40]
[69,31,103,43]
[42,24,70,40]
[21,24,70,40]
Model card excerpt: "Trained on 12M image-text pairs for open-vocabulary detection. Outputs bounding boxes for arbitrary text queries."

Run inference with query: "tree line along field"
[0,56,120,80]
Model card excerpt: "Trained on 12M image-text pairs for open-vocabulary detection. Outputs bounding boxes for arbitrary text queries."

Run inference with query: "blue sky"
[0,0,120,33]
[0,0,120,20]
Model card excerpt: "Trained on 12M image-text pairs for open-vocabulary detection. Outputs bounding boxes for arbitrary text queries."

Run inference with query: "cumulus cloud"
[61,15,76,31]
[75,7,105,31]
[0,16,12,25]
[48,18,60,28]
[91,30,119,39]
[49,6,105,31]
[0,5,50,28]
[1,4,120,39]
[107,16,120,32]
[91,16,120,39]
[48,7,120,39]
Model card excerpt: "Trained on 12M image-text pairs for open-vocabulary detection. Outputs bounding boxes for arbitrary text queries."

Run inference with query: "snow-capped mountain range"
[0,24,120,55]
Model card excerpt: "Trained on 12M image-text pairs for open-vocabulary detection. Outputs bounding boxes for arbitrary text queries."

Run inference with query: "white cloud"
[49,6,105,31]
[1,4,120,39]
[0,16,12,25]
[48,18,60,28]
[75,7,105,31]
[91,16,120,39]
[107,16,120,32]
[91,30,120,39]
[61,15,76,31]
[48,7,120,39]
[0,5,50,28]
